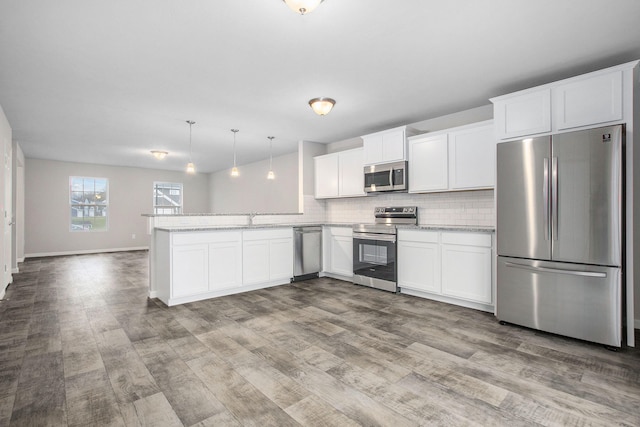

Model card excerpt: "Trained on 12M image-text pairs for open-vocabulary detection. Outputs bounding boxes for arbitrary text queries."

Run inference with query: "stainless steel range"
[352,206,418,292]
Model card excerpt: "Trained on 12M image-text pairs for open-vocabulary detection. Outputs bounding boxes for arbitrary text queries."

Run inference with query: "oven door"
[353,233,397,291]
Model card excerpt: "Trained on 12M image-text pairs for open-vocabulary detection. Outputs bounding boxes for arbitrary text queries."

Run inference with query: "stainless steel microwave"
[364,160,408,193]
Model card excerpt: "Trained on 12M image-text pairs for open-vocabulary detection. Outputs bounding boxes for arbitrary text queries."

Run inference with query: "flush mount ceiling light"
[230,129,239,177]
[267,136,275,180]
[150,150,168,160]
[283,0,324,15]
[309,97,335,116]
[185,120,196,174]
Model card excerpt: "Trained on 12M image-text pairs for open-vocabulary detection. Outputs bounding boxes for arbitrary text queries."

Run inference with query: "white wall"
[209,151,299,213]
[0,104,11,298]
[24,158,210,257]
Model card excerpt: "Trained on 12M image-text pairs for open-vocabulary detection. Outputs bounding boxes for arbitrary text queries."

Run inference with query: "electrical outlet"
[131,234,136,239]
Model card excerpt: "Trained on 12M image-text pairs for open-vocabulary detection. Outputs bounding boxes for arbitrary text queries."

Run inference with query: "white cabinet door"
[363,126,410,165]
[441,233,492,304]
[409,134,448,192]
[172,244,209,297]
[242,239,270,285]
[330,235,353,277]
[209,240,242,291]
[554,70,623,131]
[448,124,495,190]
[494,89,551,139]
[339,148,365,197]
[398,237,440,293]
[314,154,339,198]
[269,238,294,281]
[381,129,405,162]
[363,133,383,165]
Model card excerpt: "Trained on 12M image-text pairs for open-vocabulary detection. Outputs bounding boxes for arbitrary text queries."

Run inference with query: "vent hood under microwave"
[364,161,408,193]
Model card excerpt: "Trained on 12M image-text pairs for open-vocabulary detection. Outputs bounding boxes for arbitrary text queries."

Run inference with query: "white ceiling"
[1,0,640,173]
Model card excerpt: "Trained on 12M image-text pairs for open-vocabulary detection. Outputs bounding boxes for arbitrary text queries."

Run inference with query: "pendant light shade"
[309,97,335,115]
[267,136,275,180]
[283,0,324,15]
[231,129,239,177]
[185,120,196,174]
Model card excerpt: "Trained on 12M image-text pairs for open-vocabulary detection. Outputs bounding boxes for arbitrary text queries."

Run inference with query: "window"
[153,182,183,214]
[70,177,109,231]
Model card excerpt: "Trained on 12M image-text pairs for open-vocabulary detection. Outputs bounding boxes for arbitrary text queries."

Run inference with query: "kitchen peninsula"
[144,213,495,312]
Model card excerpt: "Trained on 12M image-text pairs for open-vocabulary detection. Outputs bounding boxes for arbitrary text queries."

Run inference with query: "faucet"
[248,212,257,226]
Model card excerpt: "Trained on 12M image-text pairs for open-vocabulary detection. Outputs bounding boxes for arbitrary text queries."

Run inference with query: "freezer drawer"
[497,256,621,347]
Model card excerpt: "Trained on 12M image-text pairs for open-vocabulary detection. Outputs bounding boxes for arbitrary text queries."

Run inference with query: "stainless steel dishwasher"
[292,226,322,281]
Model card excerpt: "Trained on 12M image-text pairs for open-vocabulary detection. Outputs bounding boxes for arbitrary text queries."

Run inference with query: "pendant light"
[309,97,336,115]
[267,136,275,180]
[185,120,196,174]
[230,129,239,177]
[283,0,324,15]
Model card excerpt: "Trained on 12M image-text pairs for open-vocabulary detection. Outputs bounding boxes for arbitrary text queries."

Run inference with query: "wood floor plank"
[133,337,225,426]
[187,353,301,427]
[131,392,183,427]
[65,368,124,427]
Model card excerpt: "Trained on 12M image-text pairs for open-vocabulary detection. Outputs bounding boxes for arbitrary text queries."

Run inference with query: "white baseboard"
[0,284,7,300]
[17,257,25,263]
[11,267,18,274]
[25,246,149,259]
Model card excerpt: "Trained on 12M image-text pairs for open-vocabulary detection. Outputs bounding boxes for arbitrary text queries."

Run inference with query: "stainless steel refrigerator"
[496,125,623,347]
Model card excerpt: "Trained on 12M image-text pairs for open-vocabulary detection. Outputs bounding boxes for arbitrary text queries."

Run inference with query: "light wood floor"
[0,251,639,426]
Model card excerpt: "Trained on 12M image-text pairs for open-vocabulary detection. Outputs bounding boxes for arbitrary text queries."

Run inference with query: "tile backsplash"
[324,190,495,226]
[150,192,494,228]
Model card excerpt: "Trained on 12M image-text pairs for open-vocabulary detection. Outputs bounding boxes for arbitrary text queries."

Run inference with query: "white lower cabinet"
[397,230,440,293]
[441,232,492,304]
[323,226,353,278]
[172,244,209,298]
[242,228,294,285]
[398,229,493,312]
[209,239,243,292]
[155,228,292,306]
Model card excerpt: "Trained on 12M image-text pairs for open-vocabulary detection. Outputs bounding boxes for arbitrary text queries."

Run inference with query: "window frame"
[69,176,109,232]
[153,181,184,215]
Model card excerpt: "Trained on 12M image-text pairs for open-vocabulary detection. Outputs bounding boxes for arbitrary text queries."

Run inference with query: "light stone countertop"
[154,223,494,233]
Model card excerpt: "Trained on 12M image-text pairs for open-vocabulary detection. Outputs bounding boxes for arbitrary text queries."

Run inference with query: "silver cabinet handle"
[505,261,606,278]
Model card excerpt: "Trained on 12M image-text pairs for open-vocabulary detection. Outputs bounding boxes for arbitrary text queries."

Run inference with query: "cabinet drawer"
[328,226,352,237]
[172,231,241,246]
[243,228,292,241]
[398,229,439,243]
[441,232,491,247]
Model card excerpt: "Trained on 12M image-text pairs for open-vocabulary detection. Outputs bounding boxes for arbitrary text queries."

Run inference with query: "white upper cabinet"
[553,70,623,130]
[314,148,365,199]
[408,133,448,192]
[493,89,551,140]
[491,61,636,141]
[362,126,415,165]
[408,120,495,193]
[314,154,339,198]
[339,148,365,197]
[448,123,495,190]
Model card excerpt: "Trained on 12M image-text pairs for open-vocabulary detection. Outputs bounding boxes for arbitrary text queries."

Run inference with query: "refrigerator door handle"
[505,261,607,278]
[543,158,549,240]
[551,156,558,241]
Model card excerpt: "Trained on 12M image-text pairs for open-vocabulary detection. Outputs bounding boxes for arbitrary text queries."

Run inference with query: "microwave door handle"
[389,169,394,187]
